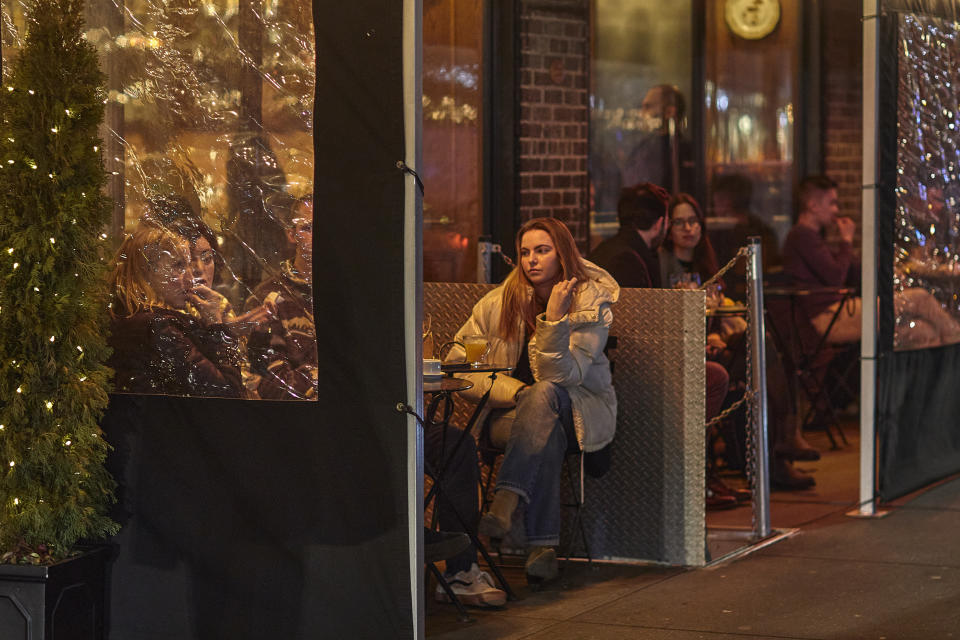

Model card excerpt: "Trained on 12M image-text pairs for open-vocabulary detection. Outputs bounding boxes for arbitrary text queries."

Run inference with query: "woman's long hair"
[499,217,587,338]
[109,223,188,318]
[663,193,719,281]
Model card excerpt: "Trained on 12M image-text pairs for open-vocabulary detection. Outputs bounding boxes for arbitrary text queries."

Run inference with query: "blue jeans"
[495,381,577,547]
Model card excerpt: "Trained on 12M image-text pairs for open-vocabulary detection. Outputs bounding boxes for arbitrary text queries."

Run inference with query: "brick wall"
[821,3,862,222]
[517,0,590,249]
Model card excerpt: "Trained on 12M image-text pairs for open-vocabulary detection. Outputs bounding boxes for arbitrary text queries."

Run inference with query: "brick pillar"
[517,0,590,250]
[822,2,862,222]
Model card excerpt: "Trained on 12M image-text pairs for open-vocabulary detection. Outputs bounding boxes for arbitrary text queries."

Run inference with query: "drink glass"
[462,335,489,368]
[705,282,722,310]
[670,272,701,290]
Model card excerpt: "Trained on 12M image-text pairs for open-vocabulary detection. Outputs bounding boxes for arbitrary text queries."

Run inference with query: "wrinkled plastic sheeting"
[890,4,960,351]
[1,0,317,400]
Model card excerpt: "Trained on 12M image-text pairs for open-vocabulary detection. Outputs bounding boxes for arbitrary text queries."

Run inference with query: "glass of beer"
[462,335,489,368]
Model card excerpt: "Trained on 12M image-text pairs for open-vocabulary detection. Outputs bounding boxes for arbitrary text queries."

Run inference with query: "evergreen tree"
[0,0,118,562]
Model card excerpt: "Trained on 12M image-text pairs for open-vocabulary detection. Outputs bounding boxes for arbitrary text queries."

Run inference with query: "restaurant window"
[588,0,694,248]
[589,0,803,267]
[2,0,318,401]
[703,0,802,266]
[423,0,484,282]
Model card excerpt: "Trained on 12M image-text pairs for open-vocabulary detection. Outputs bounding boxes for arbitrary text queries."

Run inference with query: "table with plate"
[706,303,748,318]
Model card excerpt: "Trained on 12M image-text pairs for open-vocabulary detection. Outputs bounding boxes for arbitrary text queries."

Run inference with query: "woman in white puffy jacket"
[450,217,619,582]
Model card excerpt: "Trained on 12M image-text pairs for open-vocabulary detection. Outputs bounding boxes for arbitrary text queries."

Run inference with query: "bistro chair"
[763,282,857,449]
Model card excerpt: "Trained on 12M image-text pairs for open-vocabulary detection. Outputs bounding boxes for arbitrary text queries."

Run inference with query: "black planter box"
[0,546,112,640]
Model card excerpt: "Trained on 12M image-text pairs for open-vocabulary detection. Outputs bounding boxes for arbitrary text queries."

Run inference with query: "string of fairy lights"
[0,76,108,491]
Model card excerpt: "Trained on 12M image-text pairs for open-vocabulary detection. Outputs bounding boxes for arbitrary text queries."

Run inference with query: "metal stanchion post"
[477,237,494,284]
[747,237,771,540]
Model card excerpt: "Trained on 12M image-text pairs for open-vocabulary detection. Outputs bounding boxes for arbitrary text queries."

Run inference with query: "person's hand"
[705,284,722,310]
[836,217,856,244]
[706,333,727,358]
[187,284,226,325]
[545,277,578,321]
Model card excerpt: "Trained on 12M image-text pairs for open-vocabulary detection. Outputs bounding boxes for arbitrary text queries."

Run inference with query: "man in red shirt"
[782,175,861,342]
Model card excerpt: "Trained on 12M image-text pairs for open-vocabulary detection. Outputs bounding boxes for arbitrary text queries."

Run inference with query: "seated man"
[590,182,670,288]
[782,176,861,343]
[244,195,318,400]
[784,175,960,350]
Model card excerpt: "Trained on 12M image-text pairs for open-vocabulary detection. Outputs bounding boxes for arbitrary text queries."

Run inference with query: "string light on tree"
[0,0,118,561]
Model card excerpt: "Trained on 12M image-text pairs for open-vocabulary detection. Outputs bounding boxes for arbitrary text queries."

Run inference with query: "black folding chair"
[763,285,856,448]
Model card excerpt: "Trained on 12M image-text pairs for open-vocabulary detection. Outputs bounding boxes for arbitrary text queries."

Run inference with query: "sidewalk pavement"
[427,445,960,638]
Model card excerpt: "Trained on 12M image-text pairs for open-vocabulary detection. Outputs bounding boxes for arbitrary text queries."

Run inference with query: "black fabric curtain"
[103,2,415,637]
[876,5,960,501]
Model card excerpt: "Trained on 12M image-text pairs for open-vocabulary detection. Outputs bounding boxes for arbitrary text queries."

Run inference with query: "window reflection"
[589,0,693,247]
[422,0,483,282]
[703,0,800,261]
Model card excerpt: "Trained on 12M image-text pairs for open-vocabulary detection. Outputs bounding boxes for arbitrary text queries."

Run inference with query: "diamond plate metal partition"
[423,283,706,566]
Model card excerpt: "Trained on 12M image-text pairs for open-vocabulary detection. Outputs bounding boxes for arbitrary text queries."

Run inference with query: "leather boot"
[478,489,518,538]
[525,546,559,582]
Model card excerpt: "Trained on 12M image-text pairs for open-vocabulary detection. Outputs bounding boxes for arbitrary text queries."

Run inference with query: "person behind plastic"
[107,222,243,398]
[145,194,275,397]
[244,194,319,400]
[451,217,619,582]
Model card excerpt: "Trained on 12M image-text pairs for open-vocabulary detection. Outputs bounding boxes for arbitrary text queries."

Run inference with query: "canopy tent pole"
[404,0,425,633]
[853,0,883,518]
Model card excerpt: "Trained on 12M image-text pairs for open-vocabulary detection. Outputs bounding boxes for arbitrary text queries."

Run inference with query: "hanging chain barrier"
[702,245,751,430]
[699,239,771,541]
[701,246,749,291]
[703,390,753,429]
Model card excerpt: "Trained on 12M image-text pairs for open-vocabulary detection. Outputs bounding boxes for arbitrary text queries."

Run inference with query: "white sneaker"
[435,563,507,607]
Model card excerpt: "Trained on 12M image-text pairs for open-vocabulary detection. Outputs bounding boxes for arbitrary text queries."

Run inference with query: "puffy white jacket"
[448,260,619,452]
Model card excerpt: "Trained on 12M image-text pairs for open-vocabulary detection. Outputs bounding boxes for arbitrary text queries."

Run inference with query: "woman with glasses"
[658,193,720,288]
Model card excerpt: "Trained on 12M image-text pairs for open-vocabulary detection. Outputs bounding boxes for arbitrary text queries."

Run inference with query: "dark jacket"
[244,263,318,400]
[590,228,660,288]
[109,308,243,398]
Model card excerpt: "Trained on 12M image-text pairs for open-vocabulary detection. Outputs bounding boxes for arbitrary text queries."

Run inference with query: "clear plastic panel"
[893,12,960,351]
[2,0,317,399]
